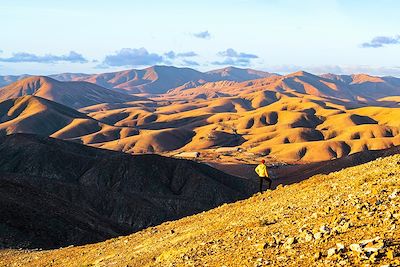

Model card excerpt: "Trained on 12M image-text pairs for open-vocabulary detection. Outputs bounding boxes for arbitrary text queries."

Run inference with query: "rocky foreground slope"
[1,154,399,266]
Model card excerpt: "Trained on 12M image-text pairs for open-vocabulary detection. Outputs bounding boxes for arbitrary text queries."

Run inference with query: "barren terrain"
[1,68,399,164]
[1,153,399,266]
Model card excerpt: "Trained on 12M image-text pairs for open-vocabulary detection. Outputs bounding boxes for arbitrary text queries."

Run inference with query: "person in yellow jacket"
[255,159,271,192]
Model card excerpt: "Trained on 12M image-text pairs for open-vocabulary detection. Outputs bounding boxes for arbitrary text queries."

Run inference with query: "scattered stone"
[338,259,348,266]
[264,236,278,248]
[324,206,331,213]
[304,232,314,242]
[313,251,322,260]
[389,190,398,199]
[255,243,265,251]
[336,243,345,252]
[327,248,336,257]
[369,251,379,263]
[360,237,381,246]
[260,219,277,226]
[363,240,385,253]
[285,237,296,246]
[349,243,363,253]
[314,232,323,240]
[319,225,331,234]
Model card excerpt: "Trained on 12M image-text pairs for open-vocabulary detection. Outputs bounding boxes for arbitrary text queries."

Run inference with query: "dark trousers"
[259,177,272,192]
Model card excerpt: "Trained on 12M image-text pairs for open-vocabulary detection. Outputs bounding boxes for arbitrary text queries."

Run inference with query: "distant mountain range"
[2,66,400,101]
[163,70,400,104]
[49,66,277,94]
[1,66,277,94]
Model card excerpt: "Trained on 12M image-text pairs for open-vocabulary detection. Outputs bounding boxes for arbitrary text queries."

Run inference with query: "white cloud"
[361,35,400,48]
[193,31,211,39]
[0,51,88,63]
[101,48,163,67]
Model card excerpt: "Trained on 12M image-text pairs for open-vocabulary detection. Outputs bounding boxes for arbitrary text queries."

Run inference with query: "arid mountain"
[320,73,400,101]
[3,152,399,266]
[48,72,91,81]
[163,71,400,104]
[0,76,143,109]
[0,74,29,87]
[0,96,138,141]
[0,69,399,163]
[205,66,277,81]
[4,68,399,101]
[0,133,256,249]
[49,65,276,94]
[51,66,206,94]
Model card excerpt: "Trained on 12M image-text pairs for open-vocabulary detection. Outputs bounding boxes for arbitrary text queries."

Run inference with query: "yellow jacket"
[255,163,268,177]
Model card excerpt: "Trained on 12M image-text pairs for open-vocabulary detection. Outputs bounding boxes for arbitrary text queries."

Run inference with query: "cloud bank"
[181,59,200,66]
[164,51,198,59]
[100,48,200,68]
[361,35,400,48]
[212,48,259,66]
[0,51,88,63]
[102,48,163,67]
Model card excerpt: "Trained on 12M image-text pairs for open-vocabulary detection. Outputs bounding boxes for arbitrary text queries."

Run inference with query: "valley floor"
[1,155,399,266]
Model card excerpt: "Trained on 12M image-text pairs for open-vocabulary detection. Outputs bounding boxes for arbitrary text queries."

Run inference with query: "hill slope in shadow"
[0,134,256,249]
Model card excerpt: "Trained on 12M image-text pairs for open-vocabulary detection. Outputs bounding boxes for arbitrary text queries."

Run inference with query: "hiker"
[255,159,272,192]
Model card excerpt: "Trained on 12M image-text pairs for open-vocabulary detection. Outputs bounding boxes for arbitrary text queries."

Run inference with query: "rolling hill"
[87,92,400,162]
[0,68,399,163]
[0,134,256,249]
[0,76,143,109]
[0,95,139,142]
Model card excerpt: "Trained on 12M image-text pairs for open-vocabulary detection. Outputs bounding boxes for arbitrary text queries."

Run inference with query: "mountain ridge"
[49,65,276,94]
[162,70,400,104]
[0,76,145,109]
[2,66,400,99]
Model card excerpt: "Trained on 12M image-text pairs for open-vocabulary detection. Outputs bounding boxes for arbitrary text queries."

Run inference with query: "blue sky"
[1,0,400,76]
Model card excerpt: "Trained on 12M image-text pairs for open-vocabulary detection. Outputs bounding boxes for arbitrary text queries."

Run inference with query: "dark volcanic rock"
[0,134,256,249]
[0,173,129,249]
